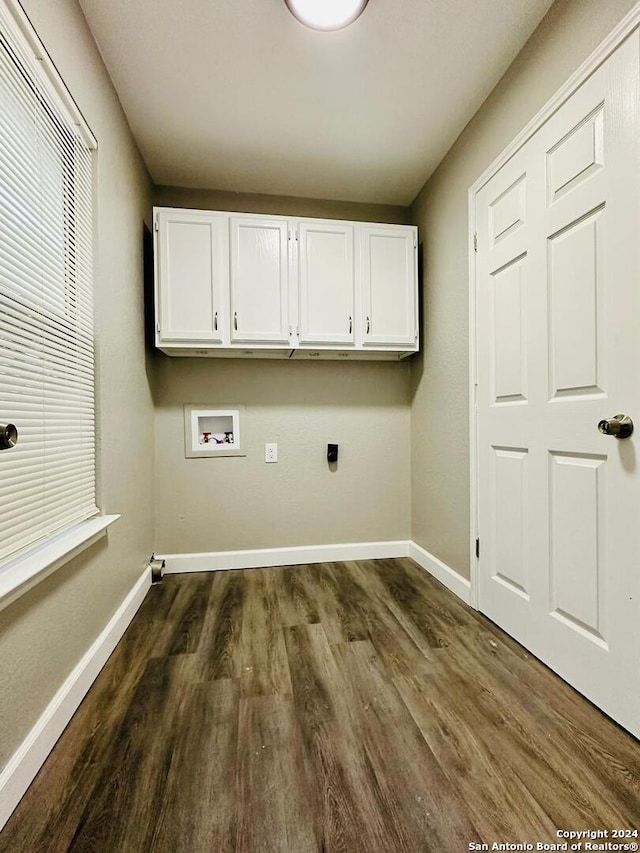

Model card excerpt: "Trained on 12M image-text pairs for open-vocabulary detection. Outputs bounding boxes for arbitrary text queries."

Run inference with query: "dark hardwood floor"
[1,558,639,852]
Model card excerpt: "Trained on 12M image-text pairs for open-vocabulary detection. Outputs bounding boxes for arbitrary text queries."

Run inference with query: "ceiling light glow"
[285,0,369,31]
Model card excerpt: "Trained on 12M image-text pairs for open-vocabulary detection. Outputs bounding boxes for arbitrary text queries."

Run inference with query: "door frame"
[467,3,640,611]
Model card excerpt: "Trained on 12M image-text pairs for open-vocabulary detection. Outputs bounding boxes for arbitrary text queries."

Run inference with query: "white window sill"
[0,515,120,613]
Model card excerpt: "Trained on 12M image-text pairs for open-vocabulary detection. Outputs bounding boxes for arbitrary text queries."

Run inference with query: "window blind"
[0,6,96,563]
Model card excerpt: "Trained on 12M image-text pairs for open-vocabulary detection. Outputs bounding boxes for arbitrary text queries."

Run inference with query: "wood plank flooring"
[1,558,639,852]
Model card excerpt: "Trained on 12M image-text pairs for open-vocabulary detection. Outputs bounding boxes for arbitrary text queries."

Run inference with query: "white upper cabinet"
[298,221,355,345]
[360,226,417,348]
[229,216,290,344]
[154,208,418,359]
[156,209,227,343]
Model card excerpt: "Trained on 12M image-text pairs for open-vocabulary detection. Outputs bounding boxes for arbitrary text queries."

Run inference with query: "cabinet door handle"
[366,316,370,334]
[348,316,352,334]
[214,312,218,331]
[234,312,238,331]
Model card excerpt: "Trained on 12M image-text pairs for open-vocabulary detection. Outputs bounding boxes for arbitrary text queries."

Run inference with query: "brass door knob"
[598,414,634,439]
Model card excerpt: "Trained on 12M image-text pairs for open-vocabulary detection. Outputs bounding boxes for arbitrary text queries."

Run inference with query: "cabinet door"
[156,209,227,343]
[298,221,355,345]
[229,217,290,344]
[360,226,417,347]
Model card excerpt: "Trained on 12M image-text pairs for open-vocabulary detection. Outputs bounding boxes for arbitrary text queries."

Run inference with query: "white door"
[360,226,417,348]
[229,216,290,344]
[475,32,640,737]
[156,209,227,343]
[298,221,355,345]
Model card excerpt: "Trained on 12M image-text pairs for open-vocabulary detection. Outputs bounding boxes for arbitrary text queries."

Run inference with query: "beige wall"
[152,188,412,553]
[409,0,638,580]
[154,186,409,226]
[0,0,154,769]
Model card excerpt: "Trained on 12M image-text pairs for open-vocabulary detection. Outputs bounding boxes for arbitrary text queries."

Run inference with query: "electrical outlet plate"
[265,442,278,463]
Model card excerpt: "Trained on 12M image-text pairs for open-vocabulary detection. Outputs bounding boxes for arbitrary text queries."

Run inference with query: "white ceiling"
[78,0,554,206]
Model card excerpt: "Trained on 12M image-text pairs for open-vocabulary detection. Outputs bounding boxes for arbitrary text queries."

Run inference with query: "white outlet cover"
[265,442,278,463]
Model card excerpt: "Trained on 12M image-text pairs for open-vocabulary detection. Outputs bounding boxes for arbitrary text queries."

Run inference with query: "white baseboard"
[0,568,151,832]
[409,542,472,605]
[158,540,412,574]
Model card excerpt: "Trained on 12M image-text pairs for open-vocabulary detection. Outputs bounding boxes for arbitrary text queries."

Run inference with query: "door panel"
[490,174,526,244]
[547,208,605,398]
[491,255,527,404]
[548,451,606,644]
[229,217,290,344]
[547,104,604,203]
[492,446,529,598]
[475,32,640,737]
